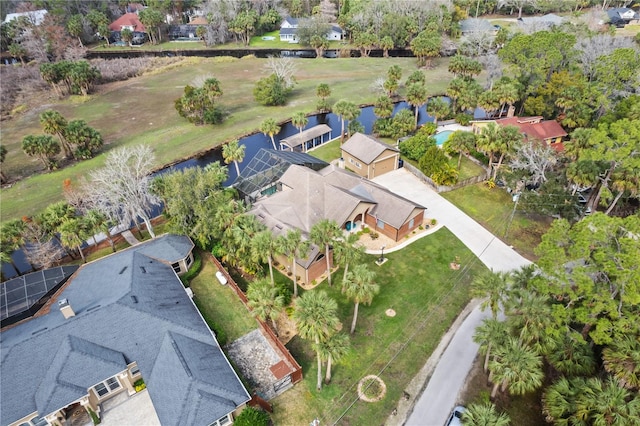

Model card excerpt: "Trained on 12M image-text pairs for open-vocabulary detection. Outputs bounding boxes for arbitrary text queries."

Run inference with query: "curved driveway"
[372,169,531,426]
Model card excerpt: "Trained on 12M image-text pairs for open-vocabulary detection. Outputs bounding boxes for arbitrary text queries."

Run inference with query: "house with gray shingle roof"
[341,132,400,179]
[0,235,250,426]
[279,16,342,43]
[250,165,426,284]
[459,18,499,35]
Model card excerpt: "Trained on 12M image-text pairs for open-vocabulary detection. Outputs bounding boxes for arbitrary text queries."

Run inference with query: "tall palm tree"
[488,336,544,399]
[374,95,394,119]
[316,332,350,384]
[542,376,579,425]
[334,233,364,282]
[473,317,510,373]
[477,123,502,177]
[342,264,379,334]
[0,219,26,273]
[506,288,560,355]
[58,217,90,263]
[84,209,116,252]
[251,229,280,286]
[333,100,359,141]
[310,219,341,286]
[277,229,310,297]
[446,77,466,113]
[291,112,308,134]
[259,118,281,150]
[491,125,522,180]
[426,96,450,126]
[462,402,510,426]
[470,269,511,319]
[40,109,72,159]
[343,103,361,138]
[602,335,640,390]
[222,139,245,176]
[406,83,428,129]
[247,279,285,334]
[293,291,341,391]
[547,331,596,377]
[577,377,640,425]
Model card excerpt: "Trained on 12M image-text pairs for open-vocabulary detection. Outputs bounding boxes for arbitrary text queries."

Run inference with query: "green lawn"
[441,183,552,260]
[2,56,462,222]
[269,228,487,425]
[189,256,258,343]
[308,139,342,163]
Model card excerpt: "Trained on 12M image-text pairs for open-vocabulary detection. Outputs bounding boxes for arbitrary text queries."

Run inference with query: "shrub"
[275,280,293,305]
[88,408,101,425]
[399,131,437,161]
[180,251,202,286]
[455,113,473,126]
[370,231,379,240]
[234,407,270,426]
[362,227,371,233]
[430,218,437,226]
[253,73,292,106]
[418,146,448,176]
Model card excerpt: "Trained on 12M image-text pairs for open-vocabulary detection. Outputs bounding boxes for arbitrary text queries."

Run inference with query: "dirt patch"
[385,309,396,317]
[358,375,387,402]
[275,312,298,345]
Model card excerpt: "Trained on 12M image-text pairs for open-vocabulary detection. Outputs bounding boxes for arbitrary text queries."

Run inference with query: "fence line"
[402,160,488,193]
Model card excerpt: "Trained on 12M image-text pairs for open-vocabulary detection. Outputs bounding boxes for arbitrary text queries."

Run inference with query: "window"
[409,218,414,229]
[209,414,231,426]
[376,219,385,229]
[130,365,140,376]
[186,255,193,267]
[171,262,180,273]
[93,375,121,399]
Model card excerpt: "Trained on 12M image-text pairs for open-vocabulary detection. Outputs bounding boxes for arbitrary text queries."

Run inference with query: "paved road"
[373,169,531,426]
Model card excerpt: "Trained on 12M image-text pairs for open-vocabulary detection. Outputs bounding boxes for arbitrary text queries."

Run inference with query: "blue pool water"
[434,130,454,146]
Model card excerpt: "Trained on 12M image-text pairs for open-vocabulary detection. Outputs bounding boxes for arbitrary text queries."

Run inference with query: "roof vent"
[58,299,75,319]
[140,267,146,274]
[131,295,138,304]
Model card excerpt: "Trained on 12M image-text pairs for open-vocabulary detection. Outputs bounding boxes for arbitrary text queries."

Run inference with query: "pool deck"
[436,123,472,133]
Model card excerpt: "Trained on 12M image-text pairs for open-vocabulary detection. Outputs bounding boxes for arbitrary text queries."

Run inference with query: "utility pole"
[504,192,520,239]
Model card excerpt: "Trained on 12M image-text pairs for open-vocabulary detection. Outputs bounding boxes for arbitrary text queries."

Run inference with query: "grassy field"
[189,256,258,343]
[308,139,342,163]
[268,228,487,425]
[441,183,552,260]
[1,56,461,222]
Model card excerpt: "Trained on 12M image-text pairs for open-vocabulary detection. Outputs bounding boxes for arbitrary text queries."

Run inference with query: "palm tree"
[40,109,72,159]
[602,335,640,390]
[443,131,476,170]
[426,97,450,126]
[251,229,280,286]
[0,219,26,273]
[222,139,245,176]
[477,123,502,177]
[491,125,522,180]
[277,229,310,297]
[374,95,394,119]
[470,269,511,319]
[334,233,364,282]
[343,103,361,138]
[293,291,341,390]
[406,83,428,130]
[506,288,559,355]
[58,217,89,263]
[316,83,331,101]
[446,77,467,113]
[291,112,308,134]
[577,377,640,425]
[310,219,341,286]
[547,332,596,377]
[542,377,579,425]
[316,332,350,384]
[342,264,379,334]
[462,402,510,426]
[488,336,544,399]
[247,279,285,335]
[473,317,510,373]
[259,118,281,150]
[333,100,359,141]
[84,209,116,252]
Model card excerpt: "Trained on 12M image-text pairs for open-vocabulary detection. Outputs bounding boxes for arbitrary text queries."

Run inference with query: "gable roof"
[3,9,48,25]
[1,236,249,425]
[460,18,496,33]
[608,7,639,20]
[518,13,565,26]
[495,116,567,140]
[134,234,194,264]
[281,16,299,27]
[109,12,147,32]
[341,132,399,164]
[280,124,332,149]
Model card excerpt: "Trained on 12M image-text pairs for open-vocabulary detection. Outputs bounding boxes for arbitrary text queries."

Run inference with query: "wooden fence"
[207,254,303,385]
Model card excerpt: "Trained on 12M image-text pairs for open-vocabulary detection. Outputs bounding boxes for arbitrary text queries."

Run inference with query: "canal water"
[2,101,485,278]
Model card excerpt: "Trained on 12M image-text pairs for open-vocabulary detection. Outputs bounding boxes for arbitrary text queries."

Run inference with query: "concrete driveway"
[372,169,531,426]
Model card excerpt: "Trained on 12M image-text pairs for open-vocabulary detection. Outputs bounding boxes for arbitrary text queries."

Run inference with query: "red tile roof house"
[471,116,568,152]
[108,12,146,33]
[250,164,426,285]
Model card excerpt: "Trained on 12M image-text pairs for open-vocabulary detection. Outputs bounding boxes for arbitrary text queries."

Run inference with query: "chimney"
[58,299,75,319]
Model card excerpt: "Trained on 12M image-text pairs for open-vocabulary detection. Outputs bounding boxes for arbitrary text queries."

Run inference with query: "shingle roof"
[494,117,567,140]
[134,234,194,264]
[1,236,249,425]
[279,27,297,36]
[341,132,399,164]
[460,18,496,33]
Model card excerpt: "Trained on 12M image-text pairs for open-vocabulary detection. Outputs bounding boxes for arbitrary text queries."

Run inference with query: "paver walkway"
[371,169,531,426]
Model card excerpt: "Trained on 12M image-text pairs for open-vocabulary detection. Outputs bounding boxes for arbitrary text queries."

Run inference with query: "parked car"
[446,406,466,426]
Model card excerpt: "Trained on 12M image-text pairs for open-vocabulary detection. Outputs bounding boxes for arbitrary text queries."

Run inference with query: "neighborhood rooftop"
[341,132,399,165]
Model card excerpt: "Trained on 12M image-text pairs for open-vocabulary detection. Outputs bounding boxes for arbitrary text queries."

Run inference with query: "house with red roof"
[471,116,567,152]
[109,12,146,33]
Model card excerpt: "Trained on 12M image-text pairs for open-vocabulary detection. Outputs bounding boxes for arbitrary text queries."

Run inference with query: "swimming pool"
[434,130,454,146]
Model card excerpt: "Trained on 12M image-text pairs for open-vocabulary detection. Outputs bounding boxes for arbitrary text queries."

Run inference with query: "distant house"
[341,133,400,179]
[471,116,568,152]
[108,12,147,44]
[3,9,48,26]
[279,17,342,43]
[167,16,207,40]
[518,13,565,29]
[280,124,333,152]
[0,234,250,426]
[459,18,500,36]
[233,148,329,203]
[250,164,426,283]
[607,7,640,27]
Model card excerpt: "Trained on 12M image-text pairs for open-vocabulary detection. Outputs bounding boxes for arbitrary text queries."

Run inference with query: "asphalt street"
[373,169,531,426]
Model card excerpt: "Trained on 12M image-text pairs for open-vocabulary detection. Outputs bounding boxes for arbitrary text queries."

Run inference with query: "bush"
[275,280,293,305]
[180,251,202,286]
[455,113,473,126]
[234,407,270,426]
[253,73,292,106]
[418,146,448,176]
[210,322,228,345]
[399,131,437,161]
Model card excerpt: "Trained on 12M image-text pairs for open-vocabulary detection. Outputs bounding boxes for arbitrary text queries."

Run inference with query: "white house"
[3,9,48,26]
[279,17,343,43]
